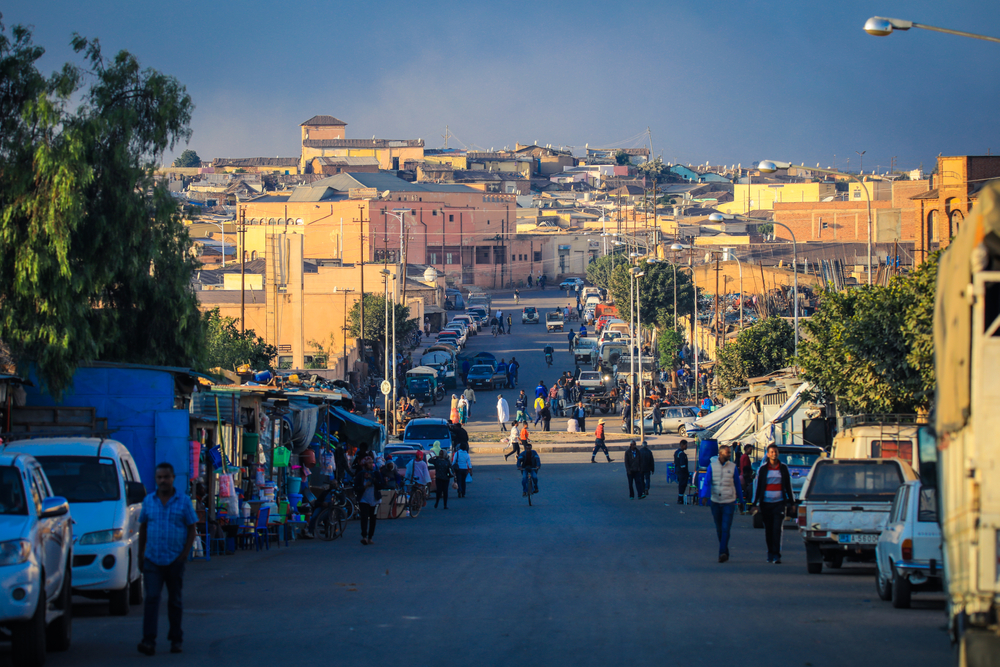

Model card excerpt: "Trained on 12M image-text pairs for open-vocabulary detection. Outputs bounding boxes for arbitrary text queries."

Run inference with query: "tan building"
[299,113,424,172]
[720,181,837,216]
[211,157,301,175]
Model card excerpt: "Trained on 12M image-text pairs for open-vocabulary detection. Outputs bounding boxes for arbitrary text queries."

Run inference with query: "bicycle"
[395,478,427,518]
[313,504,346,541]
[521,466,538,506]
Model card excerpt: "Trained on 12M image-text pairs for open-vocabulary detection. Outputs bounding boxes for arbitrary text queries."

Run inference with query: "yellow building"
[719,182,837,215]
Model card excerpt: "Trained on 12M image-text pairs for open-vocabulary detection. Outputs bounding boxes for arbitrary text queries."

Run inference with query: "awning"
[753,382,811,448]
[691,392,754,436]
[407,366,439,377]
[328,406,385,452]
[715,401,760,444]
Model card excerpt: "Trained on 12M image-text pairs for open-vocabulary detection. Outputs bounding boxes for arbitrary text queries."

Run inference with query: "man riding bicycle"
[567,329,576,352]
[514,289,520,304]
[543,344,554,367]
[517,442,541,496]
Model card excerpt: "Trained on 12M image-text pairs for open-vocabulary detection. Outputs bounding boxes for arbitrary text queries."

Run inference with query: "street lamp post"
[631,266,646,441]
[381,269,391,431]
[758,160,872,285]
[709,212,797,356]
[203,220,228,268]
[864,16,1000,44]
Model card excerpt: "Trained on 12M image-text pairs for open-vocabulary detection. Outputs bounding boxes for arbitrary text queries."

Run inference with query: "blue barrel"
[698,439,718,468]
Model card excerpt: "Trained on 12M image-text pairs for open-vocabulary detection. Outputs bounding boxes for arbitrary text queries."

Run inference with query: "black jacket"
[353,468,385,504]
[639,445,655,474]
[752,462,795,505]
[624,448,642,473]
[449,423,470,448]
[429,455,453,480]
[673,449,689,479]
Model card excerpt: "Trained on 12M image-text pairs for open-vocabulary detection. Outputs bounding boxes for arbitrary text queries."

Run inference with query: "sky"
[4,0,999,174]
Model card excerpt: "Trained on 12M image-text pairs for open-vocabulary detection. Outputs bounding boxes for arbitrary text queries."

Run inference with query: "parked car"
[443,324,468,346]
[0,452,73,666]
[466,364,507,390]
[4,438,147,617]
[521,307,539,324]
[435,330,464,350]
[451,314,478,334]
[797,458,915,574]
[875,479,943,608]
[576,371,606,394]
[559,278,585,291]
[545,311,565,332]
[401,418,454,454]
[572,337,598,365]
[467,306,489,324]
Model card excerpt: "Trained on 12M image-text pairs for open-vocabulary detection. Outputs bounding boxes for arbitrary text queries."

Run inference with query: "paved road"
[42,453,951,667]
[412,288,671,441]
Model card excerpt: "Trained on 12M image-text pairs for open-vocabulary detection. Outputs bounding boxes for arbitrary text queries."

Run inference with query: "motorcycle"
[545,352,553,367]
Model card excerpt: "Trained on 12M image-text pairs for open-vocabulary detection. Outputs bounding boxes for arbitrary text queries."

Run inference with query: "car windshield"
[0,466,27,515]
[779,451,821,468]
[806,461,903,502]
[405,424,452,441]
[35,456,120,503]
[471,365,493,374]
[580,373,600,382]
[391,453,417,469]
[917,487,938,522]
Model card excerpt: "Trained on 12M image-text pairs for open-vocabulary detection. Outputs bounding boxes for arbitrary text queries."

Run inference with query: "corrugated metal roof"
[287,185,336,202]
[300,115,347,126]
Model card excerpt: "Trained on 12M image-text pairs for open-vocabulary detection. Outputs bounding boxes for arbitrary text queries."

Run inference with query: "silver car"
[631,406,699,434]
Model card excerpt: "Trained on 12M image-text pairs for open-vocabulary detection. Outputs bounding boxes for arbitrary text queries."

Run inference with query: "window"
[917,487,938,522]
[449,214,454,222]
[0,467,27,515]
[35,456,121,502]
[432,210,438,216]
[445,252,455,265]
[534,251,542,262]
[428,251,438,264]
[871,440,913,466]
[821,220,829,229]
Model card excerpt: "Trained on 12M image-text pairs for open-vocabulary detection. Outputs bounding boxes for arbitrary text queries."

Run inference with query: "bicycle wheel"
[390,491,407,519]
[343,497,356,521]
[526,482,532,506]
[409,488,424,518]
[316,508,336,541]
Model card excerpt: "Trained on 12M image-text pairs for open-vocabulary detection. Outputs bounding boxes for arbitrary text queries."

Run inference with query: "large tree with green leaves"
[203,309,276,371]
[607,259,695,331]
[714,317,795,398]
[796,255,938,414]
[0,20,204,396]
[172,149,201,167]
[347,294,419,369]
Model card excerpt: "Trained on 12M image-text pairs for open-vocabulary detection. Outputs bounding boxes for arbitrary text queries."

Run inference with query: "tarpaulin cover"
[714,401,760,444]
[753,382,811,448]
[328,406,384,452]
[286,400,320,453]
[935,181,1000,432]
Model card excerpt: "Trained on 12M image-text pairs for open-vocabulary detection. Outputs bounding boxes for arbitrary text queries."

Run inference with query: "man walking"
[624,441,645,499]
[462,386,476,417]
[639,441,655,494]
[574,400,587,434]
[700,444,743,562]
[651,403,663,435]
[752,444,795,564]
[674,440,690,505]
[533,393,546,426]
[497,394,510,432]
[539,402,551,432]
[591,418,613,463]
[137,462,198,655]
[508,356,520,388]
[515,390,529,424]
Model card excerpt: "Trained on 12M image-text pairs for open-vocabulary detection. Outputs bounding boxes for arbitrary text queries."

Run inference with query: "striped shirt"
[763,464,784,503]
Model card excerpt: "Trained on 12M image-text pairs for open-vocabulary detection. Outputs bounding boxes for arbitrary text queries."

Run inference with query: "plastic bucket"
[243,433,260,455]
[287,477,302,494]
[273,447,291,468]
[288,493,303,509]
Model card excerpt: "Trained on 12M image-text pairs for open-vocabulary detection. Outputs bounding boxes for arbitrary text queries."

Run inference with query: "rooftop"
[303,139,424,149]
[212,157,299,167]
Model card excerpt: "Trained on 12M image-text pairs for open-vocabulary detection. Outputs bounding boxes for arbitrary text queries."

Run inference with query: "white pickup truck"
[797,458,916,574]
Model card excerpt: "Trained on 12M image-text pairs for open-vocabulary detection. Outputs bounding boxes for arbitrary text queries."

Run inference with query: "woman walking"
[450,394,460,425]
[452,443,473,497]
[353,457,385,545]
[457,395,469,425]
[497,394,510,432]
[429,447,453,509]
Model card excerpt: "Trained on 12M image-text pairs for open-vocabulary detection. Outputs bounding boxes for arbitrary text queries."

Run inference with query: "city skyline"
[5,0,999,173]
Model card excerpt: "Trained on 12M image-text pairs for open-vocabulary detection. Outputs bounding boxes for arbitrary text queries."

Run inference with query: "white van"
[830,421,922,471]
[3,437,147,616]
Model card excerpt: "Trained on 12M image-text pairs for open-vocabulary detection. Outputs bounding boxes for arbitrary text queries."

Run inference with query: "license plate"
[837,533,879,544]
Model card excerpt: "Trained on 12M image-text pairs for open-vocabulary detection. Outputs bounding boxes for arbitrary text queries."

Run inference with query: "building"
[310,156,380,175]
[212,157,301,175]
[719,181,838,216]
[912,155,1000,261]
[298,114,424,172]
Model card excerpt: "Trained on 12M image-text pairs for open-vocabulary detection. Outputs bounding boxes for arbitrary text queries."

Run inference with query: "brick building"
[912,155,1000,262]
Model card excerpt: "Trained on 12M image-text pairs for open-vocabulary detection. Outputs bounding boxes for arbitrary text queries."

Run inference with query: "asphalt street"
[36,452,951,667]
[411,287,671,439]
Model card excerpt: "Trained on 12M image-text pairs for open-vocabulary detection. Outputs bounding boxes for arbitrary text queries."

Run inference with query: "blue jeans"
[521,469,537,494]
[643,471,651,492]
[143,559,185,644]
[710,502,737,556]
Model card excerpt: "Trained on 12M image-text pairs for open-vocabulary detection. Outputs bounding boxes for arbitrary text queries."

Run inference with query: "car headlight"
[0,540,31,566]
[79,529,125,545]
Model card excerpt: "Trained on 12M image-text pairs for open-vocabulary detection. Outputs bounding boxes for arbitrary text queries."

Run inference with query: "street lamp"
[202,220,229,268]
[670,242,685,331]
[759,159,873,286]
[630,266,646,440]
[864,16,1000,44]
[380,268,391,431]
[709,212,797,356]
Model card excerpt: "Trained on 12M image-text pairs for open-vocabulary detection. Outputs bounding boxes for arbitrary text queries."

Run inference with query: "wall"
[720,182,836,215]
[772,200,895,242]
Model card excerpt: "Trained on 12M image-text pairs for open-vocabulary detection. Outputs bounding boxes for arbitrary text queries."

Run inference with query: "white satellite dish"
[381,190,391,199]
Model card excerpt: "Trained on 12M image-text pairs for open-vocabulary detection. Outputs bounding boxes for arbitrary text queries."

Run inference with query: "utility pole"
[339,288,354,381]
[442,125,451,149]
[356,204,368,369]
[714,253,721,352]
[239,204,246,333]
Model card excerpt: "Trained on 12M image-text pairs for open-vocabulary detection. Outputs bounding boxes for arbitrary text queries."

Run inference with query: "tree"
[796,255,938,414]
[0,21,204,396]
[614,149,631,166]
[637,157,670,181]
[203,309,276,371]
[657,327,684,369]
[585,252,626,290]
[607,260,695,331]
[172,149,201,168]
[347,294,418,369]
[714,317,795,398]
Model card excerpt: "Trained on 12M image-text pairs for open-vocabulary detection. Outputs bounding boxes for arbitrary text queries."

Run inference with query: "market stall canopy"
[690,393,751,436]
[328,406,384,452]
[714,400,760,444]
[286,398,320,453]
[752,382,812,448]
[407,366,439,377]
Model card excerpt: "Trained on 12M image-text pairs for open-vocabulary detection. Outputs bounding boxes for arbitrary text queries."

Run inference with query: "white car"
[559,278,585,291]
[435,330,464,350]
[442,324,468,346]
[875,479,943,609]
[451,314,478,333]
[5,438,147,616]
[0,452,73,666]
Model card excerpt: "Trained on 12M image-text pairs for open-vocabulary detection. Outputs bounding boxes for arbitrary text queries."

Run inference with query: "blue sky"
[5,1,999,174]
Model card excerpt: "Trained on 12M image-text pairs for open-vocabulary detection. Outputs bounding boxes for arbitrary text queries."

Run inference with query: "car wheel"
[12,583,46,667]
[828,553,844,569]
[875,558,892,601]
[109,580,130,616]
[47,565,72,652]
[891,566,912,608]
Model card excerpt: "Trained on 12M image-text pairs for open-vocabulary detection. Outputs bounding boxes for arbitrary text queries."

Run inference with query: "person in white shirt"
[405,450,431,488]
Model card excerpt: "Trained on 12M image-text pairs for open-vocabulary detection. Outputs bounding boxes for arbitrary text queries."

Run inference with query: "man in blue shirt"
[137,462,198,656]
